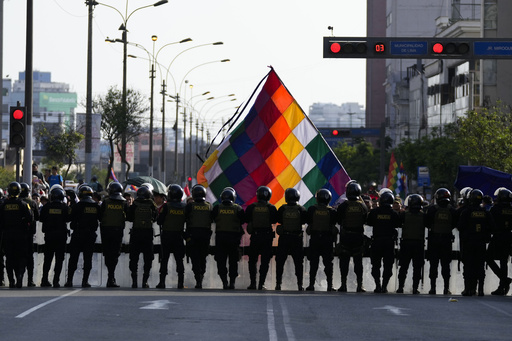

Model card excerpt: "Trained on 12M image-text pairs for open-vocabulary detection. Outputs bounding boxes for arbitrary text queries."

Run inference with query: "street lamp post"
[148,35,157,177]
[98,0,168,182]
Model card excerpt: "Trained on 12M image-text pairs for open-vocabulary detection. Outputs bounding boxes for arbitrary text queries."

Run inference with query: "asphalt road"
[1,288,511,341]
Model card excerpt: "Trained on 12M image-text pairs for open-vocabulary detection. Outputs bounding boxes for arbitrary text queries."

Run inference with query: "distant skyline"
[3,0,367,133]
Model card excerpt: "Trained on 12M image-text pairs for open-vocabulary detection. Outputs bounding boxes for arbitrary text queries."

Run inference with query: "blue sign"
[417,166,430,187]
[390,41,428,55]
[474,42,512,56]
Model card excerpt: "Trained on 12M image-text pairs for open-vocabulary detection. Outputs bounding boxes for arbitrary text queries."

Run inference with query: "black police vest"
[187,202,212,229]
[215,203,241,233]
[101,198,126,227]
[73,202,100,231]
[431,205,453,234]
[132,200,155,230]
[341,200,366,232]
[1,199,29,230]
[402,211,425,240]
[310,205,332,232]
[281,205,302,233]
[250,202,272,229]
[161,202,186,232]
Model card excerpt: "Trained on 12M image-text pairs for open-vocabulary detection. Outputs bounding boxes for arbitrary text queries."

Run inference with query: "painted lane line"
[267,297,278,341]
[477,300,512,318]
[15,289,82,318]
[279,296,296,341]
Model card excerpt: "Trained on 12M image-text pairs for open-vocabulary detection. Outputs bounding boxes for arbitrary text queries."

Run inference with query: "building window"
[484,0,497,29]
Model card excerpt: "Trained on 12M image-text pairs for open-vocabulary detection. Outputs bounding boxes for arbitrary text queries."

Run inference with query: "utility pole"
[23,0,34,185]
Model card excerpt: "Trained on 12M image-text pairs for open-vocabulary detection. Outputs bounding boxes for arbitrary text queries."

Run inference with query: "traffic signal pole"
[23,0,33,185]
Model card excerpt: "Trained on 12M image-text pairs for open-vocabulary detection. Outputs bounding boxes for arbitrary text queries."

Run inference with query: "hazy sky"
[3,0,367,133]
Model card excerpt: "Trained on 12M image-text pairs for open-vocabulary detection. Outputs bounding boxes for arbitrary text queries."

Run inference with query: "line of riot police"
[0,179,510,296]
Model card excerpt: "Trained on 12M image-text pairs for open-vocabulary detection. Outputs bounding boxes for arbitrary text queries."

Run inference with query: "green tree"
[35,124,84,180]
[93,86,148,187]
[453,103,512,172]
[333,140,381,188]
[0,167,15,190]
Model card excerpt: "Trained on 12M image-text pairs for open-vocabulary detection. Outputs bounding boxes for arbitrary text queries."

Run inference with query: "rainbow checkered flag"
[386,152,398,191]
[197,68,350,208]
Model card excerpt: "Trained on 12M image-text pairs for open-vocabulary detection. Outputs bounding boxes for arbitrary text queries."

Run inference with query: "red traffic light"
[330,43,341,53]
[187,176,192,182]
[12,109,24,120]
[332,130,339,136]
[432,43,444,54]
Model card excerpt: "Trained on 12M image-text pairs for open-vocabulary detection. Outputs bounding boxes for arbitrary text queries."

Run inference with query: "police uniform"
[40,200,70,287]
[487,201,512,294]
[246,201,278,290]
[65,197,100,287]
[337,199,368,292]
[367,205,400,293]
[458,203,494,296]
[99,197,129,287]
[156,201,187,288]
[20,196,39,287]
[0,197,32,288]
[275,203,307,290]
[306,203,337,291]
[212,201,245,289]
[185,201,213,288]
[397,209,426,294]
[127,197,157,288]
[425,203,457,294]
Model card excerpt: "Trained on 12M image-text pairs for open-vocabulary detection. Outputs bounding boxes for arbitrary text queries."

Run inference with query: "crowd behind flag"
[196,67,351,208]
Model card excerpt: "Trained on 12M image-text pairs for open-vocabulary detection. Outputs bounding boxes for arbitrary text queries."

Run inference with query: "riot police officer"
[212,188,245,289]
[397,194,426,294]
[458,189,494,296]
[184,185,213,289]
[65,186,100,288]
[0,182,32,288]
[40,187,70,288]
[127,186,157,288]
[99,182,129,288]
[275,188,307,291]
[367,191,401,293]
[246,186,278,290]
[426,188,457,295]
[337,181,368,292]
[20,182,39,287]
[487,188,512,295]
[306,189,337,291]
[156,184,187,289]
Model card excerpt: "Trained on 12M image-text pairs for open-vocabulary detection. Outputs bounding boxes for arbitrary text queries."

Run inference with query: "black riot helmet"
[7,182,21,198]
[379,191,395,208]
[220,188,236,204]
[346,182,362,201]
[256,186,272,203]
[20,182,31,198]
[496,188,512,203]
[435,188,451,206]
[79,186,94,199]
[469,189,483,207]
[285,188,300,205]
[405,194,423,211]
[316,188,332,205]
[50,188,65,203]
[192,185,207,202]
[167,184,184,203]
[136,186,151,200]
[107,182,125,201]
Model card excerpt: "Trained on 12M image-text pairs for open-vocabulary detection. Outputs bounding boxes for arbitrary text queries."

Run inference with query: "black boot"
[82,270,91,288]
[131,273,138,289]
[177,274,184,289]
[356,276,365,293]
[40,273,51,287]
[297,277,304,291]
[478,280,484,297]
[412,280,420,295]
[338,281,347,292]
[64,272,74,288]
[27,270,35,287]
[229,278,236,290]
[247,273,257,290]
[142,273,150,288]
[195,274,203,289]
[156,274,166,289]
[258,277,266,290]
[221,275,229,290]
[429,279,436,295]
[306,279,315,291]
[396,279,405,294]
[381,278,389,294]
[106,274,120,288]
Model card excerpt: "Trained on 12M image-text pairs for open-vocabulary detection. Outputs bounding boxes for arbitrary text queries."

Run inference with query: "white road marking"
[140,300,178,310]
[373,305,410,316]
[15,289,82,318]
[477,300,512,317]
[279,296,296,341]
[267,297,278,341]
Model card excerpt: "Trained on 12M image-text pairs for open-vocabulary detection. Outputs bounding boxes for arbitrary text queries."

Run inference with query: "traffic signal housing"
[9,106,26,148]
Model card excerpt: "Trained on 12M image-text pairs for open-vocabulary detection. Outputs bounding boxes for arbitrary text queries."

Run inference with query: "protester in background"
[47,166,63,188]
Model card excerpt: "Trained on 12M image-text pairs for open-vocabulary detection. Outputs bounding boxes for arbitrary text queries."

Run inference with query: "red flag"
[184,184,191,197]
